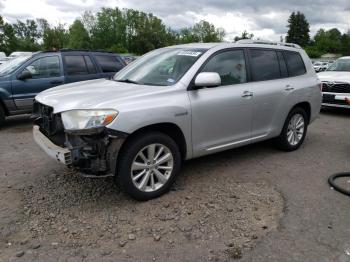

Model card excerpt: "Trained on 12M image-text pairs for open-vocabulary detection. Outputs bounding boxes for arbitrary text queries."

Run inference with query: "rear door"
[247,48,292,139]
[11,55,64,110]
[63,54,99,83]
[93,54,125,78]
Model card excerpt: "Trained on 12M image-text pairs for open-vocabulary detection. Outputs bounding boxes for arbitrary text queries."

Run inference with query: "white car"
[318,56,350,108]
[313,61,329,72]
[8,51,33,60]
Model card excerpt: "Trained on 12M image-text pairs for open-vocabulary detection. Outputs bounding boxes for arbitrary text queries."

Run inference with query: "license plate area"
[323,94,335,102]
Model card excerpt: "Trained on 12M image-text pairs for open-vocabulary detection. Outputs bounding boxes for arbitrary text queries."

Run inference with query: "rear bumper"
[33,125,72,165]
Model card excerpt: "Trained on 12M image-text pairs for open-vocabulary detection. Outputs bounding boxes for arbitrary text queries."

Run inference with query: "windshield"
[0,55,31,76]
[327,59,350,72]
[114,48,207,86]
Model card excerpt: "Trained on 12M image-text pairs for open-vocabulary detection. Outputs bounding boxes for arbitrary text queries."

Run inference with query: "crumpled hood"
[35,78,171,113]
[317,71,350,83]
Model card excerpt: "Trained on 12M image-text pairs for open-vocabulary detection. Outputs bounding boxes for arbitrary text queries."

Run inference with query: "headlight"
[61,110,118,130]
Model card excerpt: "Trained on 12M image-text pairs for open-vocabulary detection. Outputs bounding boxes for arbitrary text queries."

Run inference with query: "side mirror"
[18,70,32,80]
[194,72,221,88]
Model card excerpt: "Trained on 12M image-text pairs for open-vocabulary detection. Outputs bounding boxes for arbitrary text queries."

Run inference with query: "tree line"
[0,7,224,56]
[0,7,349,58]
[286,11,350,57]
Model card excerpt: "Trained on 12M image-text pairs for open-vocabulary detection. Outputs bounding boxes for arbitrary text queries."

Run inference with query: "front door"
[188,49,253,157]
[11,55,64,110]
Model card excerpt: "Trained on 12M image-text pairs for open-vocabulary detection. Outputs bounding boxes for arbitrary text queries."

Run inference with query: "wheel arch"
[291,101,311,123]
[119,122,188,161]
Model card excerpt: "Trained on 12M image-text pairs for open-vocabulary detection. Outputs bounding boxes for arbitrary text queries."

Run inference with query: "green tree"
[0,16,18,55]
[42,24,69,50]
[68,20,90,49]
[179,20,225,43]
[286,11,310,46]
[234,30,254,41]
[12,19,41,51]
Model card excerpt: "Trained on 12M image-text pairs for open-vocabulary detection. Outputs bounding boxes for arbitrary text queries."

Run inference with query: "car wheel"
[0,105,5,127]
[116,132,182,200]
[275,107,308,151]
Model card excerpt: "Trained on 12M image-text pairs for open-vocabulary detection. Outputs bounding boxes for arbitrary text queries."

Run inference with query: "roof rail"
[40,49,116,54]
[235,39,301,49]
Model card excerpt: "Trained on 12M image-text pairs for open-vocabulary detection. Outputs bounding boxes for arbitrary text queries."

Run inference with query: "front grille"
[33,101,65,145]
[322,82,350,93]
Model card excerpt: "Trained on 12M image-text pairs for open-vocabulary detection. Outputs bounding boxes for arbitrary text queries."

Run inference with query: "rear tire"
[116,132,182,201]
[0,105,6,128]
[275,107,308,151]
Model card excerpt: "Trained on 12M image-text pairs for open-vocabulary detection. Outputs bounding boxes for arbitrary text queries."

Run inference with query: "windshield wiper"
[116,79,141,85]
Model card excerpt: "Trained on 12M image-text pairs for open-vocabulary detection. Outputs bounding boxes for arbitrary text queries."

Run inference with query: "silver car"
[33,41,321,200]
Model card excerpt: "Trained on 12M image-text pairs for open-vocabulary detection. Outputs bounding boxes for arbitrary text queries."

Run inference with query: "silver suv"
[33,41,322,200]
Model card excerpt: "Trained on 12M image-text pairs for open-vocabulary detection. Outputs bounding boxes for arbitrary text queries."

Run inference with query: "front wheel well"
[119,123,187,160]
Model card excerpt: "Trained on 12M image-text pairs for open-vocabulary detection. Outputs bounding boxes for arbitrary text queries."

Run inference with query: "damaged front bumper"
[33,125,72,165]
[33,124,127,177]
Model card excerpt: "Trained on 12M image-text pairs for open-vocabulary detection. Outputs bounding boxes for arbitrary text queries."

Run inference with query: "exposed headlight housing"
[61,110,118,130]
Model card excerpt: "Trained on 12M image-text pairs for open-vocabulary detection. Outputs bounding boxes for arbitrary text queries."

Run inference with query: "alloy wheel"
[131,143,174,192]
[287,114,305,146]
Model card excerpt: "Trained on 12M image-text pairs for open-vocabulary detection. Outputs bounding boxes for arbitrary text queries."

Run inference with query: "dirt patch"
[1,169,284,261]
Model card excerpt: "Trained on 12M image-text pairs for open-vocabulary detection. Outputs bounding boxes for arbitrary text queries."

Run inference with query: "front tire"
[275,107,308,151]
[116,132,182,201]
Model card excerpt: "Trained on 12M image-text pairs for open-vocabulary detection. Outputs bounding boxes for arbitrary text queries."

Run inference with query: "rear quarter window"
[283,51,306,77]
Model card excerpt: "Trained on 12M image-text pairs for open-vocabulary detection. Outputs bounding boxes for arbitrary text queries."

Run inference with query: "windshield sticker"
[167,78,175,83]
[177,51,202,57]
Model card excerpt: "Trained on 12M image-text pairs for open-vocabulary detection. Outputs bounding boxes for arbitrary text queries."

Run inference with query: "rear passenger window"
[201,50,247,86]
[95,55,123,73]
[283,51,306,77]
[64,56,89,75]
[249,49,280,81]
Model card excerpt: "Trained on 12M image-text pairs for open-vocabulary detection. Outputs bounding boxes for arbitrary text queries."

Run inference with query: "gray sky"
[1,0,349,41]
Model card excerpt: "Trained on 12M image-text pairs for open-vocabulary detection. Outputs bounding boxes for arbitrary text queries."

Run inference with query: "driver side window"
[23,56,60,79]
[201,50,247,86]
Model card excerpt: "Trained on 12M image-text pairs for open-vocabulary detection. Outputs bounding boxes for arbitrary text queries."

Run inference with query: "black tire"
[0,105,5,128]
[274,107,308,151]
[116,132,182,201]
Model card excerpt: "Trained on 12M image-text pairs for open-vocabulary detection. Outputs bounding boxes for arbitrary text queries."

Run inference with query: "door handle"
[241,91,253,98]
[285,85,294,91]
[50,80,63,85]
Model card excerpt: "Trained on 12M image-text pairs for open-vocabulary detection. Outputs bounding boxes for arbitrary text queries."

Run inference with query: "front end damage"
[32,102,127,177]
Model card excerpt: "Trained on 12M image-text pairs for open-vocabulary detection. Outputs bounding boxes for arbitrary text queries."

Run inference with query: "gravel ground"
[0,116,283,261]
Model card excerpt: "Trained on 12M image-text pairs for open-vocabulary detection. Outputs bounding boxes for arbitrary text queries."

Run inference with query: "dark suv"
[0,49,126,126]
